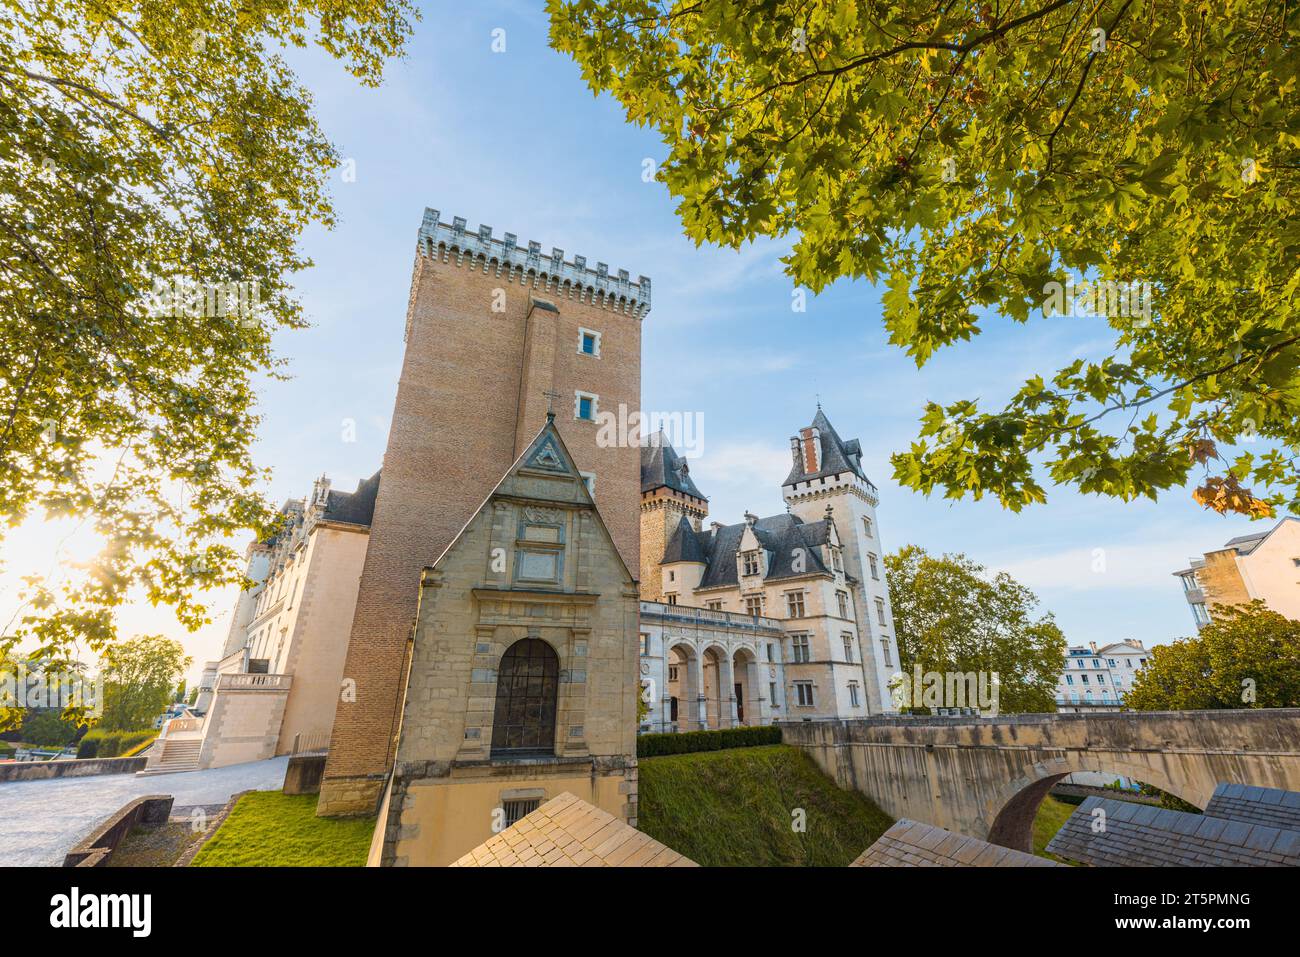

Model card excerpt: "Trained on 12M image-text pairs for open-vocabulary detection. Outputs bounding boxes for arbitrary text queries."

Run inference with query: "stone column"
[750,657,769,726]
[720,653,737,728]
[689,653,706,731]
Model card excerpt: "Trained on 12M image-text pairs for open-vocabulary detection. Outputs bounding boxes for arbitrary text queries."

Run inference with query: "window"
[1065,674,1074,686]
[848,682,861,708]
[868,553,879,580]
[794,681,815,707]
[862,517,873,538]
[666,593,677,605]
[1070,691,1080,703]
[1108,659,1117,667]
[1081,674,1090,684]
[1292,557,1300,567]
[1092,659,1101,668]
[668,570,675,582]
[1097,674,1106,685]
[1085,690,1094,701]
[836,590,849,618]
[745,595,765,617]
[842,634,854,662]
[875,598,886,625]
[766,642,776,662]
[501,798,541,827]
[742,551,760,577]
[706,600,723,611]
[639,633,649,656]
[791,634,811,663]
[668,665,679,682]
[786,591,806,618]
[574,390,598,421]
[880,638,892,667]
[832,548,843,573]
[580,471,596,497]
[577,327,601,357]
[1101,689,1111,701]
[491,638,558,756]
[769,681,780,708]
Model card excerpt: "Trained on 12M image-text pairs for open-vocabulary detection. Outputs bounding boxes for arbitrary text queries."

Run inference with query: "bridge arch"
[778,709,1300,854]
[985,756,1204,853]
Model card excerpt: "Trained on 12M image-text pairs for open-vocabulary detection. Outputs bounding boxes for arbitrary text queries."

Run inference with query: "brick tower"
[318,209,649,816]
[638,431,707,601]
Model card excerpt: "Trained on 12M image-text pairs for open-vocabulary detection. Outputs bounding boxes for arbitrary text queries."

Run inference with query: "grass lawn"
[190,791,375,867]
[638,744,894,866]
[1032,795,1079,864]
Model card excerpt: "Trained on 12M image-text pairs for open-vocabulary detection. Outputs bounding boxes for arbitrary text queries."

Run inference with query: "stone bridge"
[780,709,1300,853]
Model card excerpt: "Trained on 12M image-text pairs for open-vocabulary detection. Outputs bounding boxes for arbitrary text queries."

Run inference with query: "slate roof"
[783,408,869,486]
[321,470,381,528]
[662,516,709,564]
[450,793,696,867]
[1221,516,1298,554]
[662,512,836,587]
[1204,783,1300,832]
[640,430,706,500]
[851,819,1060,867]
[1046,795,1300,866]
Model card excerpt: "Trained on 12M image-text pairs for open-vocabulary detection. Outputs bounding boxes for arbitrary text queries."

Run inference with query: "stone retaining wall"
[0,756,148,783]
[63,795,174,867]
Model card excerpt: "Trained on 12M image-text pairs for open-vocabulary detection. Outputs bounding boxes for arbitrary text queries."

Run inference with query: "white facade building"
[637,408,897,727]
[1055,640,1149,713]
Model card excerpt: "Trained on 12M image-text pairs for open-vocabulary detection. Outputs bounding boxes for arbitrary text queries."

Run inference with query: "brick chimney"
[799,427,822,474]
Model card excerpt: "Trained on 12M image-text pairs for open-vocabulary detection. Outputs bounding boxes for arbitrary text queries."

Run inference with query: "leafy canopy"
[1126,602,1300,709]
[885,545,1067,713]
[548,0,1300,516]
[0,0,416,685]
[99,633,191,731]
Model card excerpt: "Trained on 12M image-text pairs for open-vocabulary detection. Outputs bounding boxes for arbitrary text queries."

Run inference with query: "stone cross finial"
[542,388,564,416]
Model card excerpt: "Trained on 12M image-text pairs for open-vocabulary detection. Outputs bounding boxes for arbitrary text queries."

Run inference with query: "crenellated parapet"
[417,207,651,318]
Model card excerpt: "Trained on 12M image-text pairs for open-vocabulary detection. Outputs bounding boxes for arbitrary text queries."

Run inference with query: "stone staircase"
[138,737,202,775]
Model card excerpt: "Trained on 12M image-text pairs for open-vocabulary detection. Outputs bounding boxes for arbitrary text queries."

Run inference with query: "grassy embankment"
[638,743,894,867]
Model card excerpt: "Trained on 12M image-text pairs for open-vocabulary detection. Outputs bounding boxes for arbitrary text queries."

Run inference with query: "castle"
[187,207,898,863]
[637,411,897,731]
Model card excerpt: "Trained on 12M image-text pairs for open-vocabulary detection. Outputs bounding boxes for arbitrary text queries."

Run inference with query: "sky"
[0,1,1270,682]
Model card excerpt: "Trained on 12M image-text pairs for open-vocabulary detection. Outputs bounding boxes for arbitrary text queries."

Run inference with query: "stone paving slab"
[0,756,288,866]
[451,792,696,867]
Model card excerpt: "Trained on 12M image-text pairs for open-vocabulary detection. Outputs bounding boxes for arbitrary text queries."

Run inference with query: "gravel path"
[0,756,289,866]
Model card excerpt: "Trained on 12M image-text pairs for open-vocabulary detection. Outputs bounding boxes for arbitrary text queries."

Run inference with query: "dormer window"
[831,548,843,573]
[742,551,760,577]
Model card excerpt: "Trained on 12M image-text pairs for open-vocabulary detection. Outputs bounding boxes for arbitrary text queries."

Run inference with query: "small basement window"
[501,798,541,828]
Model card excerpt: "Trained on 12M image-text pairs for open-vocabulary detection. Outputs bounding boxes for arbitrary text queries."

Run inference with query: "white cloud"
[989,537,1209,593]
[690,439,792,490]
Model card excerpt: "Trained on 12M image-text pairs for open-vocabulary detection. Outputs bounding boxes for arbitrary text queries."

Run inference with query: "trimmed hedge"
[637,725,781,758]
[77,729,157,759]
